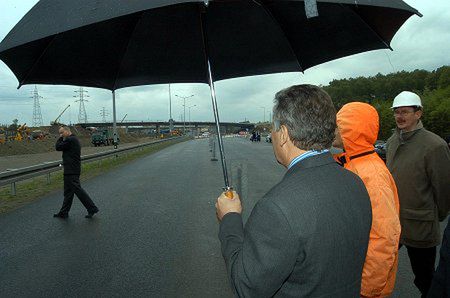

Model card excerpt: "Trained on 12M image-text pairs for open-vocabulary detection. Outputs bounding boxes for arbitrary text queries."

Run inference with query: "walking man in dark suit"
[216,85,372,297]
[53,126,99,219]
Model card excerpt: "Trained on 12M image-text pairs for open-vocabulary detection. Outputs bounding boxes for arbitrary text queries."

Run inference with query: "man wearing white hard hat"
[386,91,450,298]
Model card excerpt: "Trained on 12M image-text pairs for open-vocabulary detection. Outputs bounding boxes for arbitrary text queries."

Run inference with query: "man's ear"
[280,125,289,147]
[415,109,423,120]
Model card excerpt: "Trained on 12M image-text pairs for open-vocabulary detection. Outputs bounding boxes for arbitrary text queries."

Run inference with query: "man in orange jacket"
[333,102,401,297]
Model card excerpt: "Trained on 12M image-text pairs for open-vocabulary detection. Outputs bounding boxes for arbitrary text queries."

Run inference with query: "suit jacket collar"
[285,152,335,177]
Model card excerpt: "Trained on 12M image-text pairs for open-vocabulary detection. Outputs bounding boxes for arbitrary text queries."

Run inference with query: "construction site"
[0,123,150,155]
[0,87,156,158]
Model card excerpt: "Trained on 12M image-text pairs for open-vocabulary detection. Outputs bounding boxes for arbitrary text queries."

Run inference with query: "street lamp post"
[175,94,194,134]
[260,106,266,123]
[168,84,173,132]
[188,104,196,135]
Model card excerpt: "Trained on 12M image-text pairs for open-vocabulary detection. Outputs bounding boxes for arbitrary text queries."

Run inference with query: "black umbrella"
[0,0,421,195]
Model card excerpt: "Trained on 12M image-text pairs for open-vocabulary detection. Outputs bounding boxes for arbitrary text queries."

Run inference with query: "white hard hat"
[391,91,422,109]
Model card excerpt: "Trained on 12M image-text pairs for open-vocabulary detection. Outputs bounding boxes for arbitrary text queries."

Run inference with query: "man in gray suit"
[216,85,372,297]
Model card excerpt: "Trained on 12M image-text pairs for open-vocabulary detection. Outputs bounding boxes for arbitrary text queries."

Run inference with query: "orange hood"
[336,102,378,157]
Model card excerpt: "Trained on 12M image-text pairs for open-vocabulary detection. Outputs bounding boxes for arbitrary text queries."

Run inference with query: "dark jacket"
[428,220,450,298]
[386,121,450,248]
[219,153,372,297]
[55,134,81,175]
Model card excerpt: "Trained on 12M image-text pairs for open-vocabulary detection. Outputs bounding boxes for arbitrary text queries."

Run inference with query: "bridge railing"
[0,137,185,195]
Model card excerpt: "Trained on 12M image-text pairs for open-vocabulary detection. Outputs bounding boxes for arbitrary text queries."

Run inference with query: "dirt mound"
[0,135,59,156]
[0,127,144,156]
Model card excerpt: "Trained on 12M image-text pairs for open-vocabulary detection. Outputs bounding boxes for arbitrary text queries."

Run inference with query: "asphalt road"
[0,137,445,297]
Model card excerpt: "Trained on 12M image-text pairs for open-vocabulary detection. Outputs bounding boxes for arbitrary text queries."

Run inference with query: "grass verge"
[0,138,186,214]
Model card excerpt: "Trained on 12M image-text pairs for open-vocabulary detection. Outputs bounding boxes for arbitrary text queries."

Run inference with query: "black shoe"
[85,209,99,218]
[53,213,68,219]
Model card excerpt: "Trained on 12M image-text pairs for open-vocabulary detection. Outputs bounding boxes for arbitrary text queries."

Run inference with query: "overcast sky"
[0,1,449,126]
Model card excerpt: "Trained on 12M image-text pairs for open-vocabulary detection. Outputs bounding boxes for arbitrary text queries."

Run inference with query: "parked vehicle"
[171,129,183,136]
[91,128,117,146]
[91,132,108,146]
[374,140,386,162]
[266,133,272,143]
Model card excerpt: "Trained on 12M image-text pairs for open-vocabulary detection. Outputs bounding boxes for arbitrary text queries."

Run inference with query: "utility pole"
[74,87,89,123]
[175,94,194,135]
[100,107,109,122]
[31,85,43,127]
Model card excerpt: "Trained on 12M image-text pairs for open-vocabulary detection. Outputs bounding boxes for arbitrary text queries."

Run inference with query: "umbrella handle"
[225,190,234,199]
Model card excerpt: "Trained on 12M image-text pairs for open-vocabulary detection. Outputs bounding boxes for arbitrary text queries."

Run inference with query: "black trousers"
[404,245,437,298]
[60,175,98,215]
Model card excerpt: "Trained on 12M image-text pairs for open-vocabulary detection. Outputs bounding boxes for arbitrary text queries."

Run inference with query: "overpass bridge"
[79,121,255,134]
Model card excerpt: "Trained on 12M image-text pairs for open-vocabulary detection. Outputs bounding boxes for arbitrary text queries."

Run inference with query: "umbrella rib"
[258,2,305,73]
[18,34,58,88]
[340,4,392,50]
[112,11,146,91]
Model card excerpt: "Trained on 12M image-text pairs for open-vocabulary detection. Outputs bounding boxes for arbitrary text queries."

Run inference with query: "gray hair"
[273,84,336,150]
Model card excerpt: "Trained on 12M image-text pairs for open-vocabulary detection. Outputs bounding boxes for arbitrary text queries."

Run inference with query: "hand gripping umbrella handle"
[224,187,234,199]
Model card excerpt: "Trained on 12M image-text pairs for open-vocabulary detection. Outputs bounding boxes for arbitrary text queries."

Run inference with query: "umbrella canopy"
[0,0,420,90]
[0,0,421,194]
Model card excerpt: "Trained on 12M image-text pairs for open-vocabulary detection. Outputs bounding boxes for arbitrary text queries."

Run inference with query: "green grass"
[0,138,186,214]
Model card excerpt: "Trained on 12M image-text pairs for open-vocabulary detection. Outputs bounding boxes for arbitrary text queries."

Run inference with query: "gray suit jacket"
[219,153,372,297]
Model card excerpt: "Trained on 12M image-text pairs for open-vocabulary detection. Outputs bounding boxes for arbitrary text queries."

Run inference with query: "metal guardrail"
[0,137,185,195]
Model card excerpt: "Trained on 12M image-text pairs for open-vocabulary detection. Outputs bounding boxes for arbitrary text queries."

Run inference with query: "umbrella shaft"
[207,60,230,189]
[112,91,118,147]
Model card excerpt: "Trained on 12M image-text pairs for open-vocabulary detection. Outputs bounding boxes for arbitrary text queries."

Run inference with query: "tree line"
[323,66,450,140]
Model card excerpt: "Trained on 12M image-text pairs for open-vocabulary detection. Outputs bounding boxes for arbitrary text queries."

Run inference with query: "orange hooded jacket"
[336,102,401,297]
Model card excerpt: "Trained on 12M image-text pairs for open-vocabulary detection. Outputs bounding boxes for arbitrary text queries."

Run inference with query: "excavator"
[51,104,70,125]
[15,123,30,141]
[50,105,70,134]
